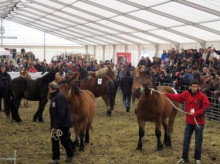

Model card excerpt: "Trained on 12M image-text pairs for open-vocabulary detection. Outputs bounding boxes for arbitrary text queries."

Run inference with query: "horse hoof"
[33,118,37,122]
[164,142,172,147]
[157,145,163,151]
[136,145,142,151]
[38,118,44,122]
[79,147,84,151]
[14,119,22,123]
[106,110,112,116]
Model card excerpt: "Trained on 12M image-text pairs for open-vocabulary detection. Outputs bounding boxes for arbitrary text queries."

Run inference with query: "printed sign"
[97,78,102,85]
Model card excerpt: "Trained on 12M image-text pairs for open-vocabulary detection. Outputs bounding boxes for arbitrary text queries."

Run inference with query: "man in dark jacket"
[0,65,11,112]
[120,69,133,112]
[48,81,73,164]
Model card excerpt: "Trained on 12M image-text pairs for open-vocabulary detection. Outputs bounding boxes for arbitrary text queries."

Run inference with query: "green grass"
[0,93,219,164]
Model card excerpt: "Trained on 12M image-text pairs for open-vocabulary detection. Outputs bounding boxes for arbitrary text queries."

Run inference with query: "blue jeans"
[122,93,131,108]
[182,124,204,160]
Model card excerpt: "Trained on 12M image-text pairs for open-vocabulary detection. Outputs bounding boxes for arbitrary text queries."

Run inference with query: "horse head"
[78,65,89,80]
[42,69,57,83]
[138,70,157,93]
[58,79,81,99]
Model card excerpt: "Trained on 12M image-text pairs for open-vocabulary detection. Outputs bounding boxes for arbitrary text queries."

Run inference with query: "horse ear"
[72,83,80,95]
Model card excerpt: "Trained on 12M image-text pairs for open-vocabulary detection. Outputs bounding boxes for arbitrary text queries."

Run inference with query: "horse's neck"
[144,89,158,100]
[68,92,80,109]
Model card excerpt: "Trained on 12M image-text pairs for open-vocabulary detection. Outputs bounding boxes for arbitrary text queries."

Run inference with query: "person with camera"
[0,65,11,112]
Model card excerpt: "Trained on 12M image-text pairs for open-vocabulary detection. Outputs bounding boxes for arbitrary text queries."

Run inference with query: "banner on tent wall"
[116,52,131,64]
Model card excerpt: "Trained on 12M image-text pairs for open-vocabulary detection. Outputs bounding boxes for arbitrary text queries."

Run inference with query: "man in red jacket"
[165,79,210,164]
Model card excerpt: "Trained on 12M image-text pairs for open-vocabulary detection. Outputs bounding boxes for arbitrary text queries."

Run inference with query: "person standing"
[48,81,73,164]
[120,68,133,112]
[0,65,11,112]
[165,80,210,164]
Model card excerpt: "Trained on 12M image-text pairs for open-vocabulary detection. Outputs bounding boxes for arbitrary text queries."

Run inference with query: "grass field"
[0,93,219,164]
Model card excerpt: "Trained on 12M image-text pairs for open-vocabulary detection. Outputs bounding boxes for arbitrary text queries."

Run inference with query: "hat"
[204,74,210,78]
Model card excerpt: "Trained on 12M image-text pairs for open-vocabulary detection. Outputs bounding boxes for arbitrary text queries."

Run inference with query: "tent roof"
[1,0,220,46]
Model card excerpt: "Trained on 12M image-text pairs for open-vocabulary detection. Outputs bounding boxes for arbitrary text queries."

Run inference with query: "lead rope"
[51,129,63,140]
[149,88,200,127]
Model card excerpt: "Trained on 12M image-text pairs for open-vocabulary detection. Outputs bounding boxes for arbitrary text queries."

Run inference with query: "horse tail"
[4,85,12,117]
[108,80,115,110]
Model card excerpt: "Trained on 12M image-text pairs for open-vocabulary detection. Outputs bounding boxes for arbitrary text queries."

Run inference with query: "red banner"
[116,52,131,64]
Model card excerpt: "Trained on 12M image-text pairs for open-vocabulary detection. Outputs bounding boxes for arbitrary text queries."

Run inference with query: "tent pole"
[44,32,46,61]
[1,18,3,48]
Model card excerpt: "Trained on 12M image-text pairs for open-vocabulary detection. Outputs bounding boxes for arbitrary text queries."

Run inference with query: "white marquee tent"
[0,0,220,65]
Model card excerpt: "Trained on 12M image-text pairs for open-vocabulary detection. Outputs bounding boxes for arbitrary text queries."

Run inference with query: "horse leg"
[155,118,163,150]
[85,122,92,143]
[102,95,111,116]
[24,99,28,107]
[79,121,87,151]
[136,119,145,151]
[166,108,177,147]
[33,99,48,122]
[72,124,80,151]
[162,118,169,146]
[11,98,22,123]
[72,136,80,152]
[106,81,115,116]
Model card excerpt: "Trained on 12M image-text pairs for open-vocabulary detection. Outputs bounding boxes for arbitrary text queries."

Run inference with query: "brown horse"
[135,71,178,151]
[58,80,96,151]
[19,68,32,107]
[89,66,118,102]
[78,65,115,116]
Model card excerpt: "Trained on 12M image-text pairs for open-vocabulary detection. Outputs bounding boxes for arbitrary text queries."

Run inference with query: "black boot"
[126,106,130,112]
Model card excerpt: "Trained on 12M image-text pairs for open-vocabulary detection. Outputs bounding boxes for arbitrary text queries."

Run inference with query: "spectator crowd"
[1,47,220,98]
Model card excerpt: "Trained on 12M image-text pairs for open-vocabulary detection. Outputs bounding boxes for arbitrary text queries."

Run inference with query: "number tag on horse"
[97,78,102,85]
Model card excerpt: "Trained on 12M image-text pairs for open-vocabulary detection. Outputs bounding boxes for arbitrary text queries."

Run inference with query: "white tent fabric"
[0,0,220,46]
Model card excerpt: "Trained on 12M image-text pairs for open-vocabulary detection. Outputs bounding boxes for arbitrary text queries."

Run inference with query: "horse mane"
[72,83,81,95]
[58,79,81,95]
[42,70,56,83]
[95,67,108,76]
[79,66,89,79]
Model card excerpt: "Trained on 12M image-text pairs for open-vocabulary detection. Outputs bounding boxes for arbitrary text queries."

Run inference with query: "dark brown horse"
[78,65,115,116]
[89,66,118,103]
[5,70,57,122]
[135,71,178,151]
[58,80,96,151]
